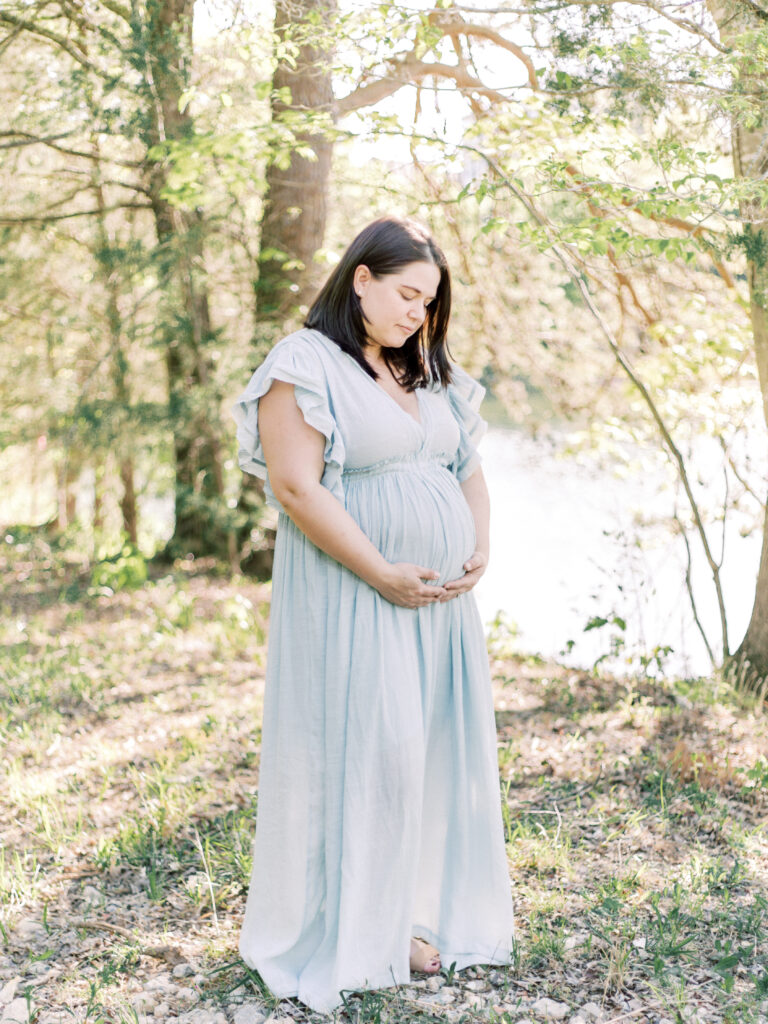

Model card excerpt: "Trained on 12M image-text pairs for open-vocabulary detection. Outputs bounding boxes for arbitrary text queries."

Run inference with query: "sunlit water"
[475,428,762,679]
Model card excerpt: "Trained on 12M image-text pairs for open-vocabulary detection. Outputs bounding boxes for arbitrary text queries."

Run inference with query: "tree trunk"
[237,0,336,576]
[709,0,768,687]
[143,0,231,559]
[91,152,139,547]
[256,0,336,323]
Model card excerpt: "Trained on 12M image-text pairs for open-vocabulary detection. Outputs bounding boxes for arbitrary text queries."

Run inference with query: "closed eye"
[400,290,434,308]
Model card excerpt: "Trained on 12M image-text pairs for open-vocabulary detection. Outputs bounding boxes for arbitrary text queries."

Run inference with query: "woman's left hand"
[441,551,488,599]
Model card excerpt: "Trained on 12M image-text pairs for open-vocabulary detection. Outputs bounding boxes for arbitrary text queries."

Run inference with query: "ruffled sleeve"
[230,332,346,510]
[445,364,488,482]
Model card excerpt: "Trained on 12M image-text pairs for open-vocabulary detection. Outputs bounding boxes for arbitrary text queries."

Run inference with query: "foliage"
[90,542,148,593]
[2,0,767,672]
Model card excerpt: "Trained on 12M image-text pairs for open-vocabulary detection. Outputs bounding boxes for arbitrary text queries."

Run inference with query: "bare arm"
[258,380,448,608]
[443,466,490,596]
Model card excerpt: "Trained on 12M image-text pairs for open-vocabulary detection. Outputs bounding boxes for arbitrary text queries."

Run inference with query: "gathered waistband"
[342,453,452,479]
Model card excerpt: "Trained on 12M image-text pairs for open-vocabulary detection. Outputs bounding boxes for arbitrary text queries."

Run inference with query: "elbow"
[271,476,320,510]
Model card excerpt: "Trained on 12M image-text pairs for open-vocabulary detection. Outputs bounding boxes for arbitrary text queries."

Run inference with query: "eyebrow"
[400,284,436,302]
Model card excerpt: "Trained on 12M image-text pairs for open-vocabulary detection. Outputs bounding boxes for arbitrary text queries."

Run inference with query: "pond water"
[475,427,762,679]
[3,419,761,681]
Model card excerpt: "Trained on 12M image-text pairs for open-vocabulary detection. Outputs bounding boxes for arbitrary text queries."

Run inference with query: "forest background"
[4,1,768,1022]
[2,0,768,686]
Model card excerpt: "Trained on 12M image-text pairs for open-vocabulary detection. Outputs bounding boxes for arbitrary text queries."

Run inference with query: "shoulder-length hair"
[304,215,452,389]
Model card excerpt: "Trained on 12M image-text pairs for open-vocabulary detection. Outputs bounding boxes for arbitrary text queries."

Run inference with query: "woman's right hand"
[375,563,447,608]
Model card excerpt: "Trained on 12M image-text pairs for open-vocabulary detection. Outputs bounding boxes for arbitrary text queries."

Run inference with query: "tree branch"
[450,0,728,51]
[718,435,764,506]
[357,126,733,661]
[0,130,142,168]
[337,55,514,114]
[0,11,104,74]
[0,203,152,224]
[565,164,737,289]
[96,0,132,22]
[429,10,539,89]
[676,508,717,666]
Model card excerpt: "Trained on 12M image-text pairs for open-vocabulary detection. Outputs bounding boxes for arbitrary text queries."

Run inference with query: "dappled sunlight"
[3,552,768,1020]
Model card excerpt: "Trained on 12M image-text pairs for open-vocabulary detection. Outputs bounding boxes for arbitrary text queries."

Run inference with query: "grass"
[2,533,768,1022]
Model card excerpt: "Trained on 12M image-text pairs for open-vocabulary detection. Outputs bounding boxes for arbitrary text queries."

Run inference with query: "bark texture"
[238,0,336,576]
[143,0,230,559]
[92,156,138,545]
[256,0,336,321]
[709,0,768,685]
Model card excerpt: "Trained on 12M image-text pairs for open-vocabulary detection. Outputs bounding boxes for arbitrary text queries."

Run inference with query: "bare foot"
[410,936,441,974]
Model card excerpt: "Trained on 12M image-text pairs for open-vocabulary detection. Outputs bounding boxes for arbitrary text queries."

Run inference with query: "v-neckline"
[372,378,423,428]
[344,345,424,428]
[308,329,425,429]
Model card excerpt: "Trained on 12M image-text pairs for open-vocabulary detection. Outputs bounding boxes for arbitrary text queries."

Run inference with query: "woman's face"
[353,260,441,353]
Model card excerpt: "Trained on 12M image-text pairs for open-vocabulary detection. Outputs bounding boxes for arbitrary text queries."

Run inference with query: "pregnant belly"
[344,463,476,586]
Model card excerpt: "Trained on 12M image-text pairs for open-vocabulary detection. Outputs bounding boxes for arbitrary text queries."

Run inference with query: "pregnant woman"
[232,215,514,1012]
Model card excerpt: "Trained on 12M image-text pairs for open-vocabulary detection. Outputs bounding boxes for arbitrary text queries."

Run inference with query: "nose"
[407,301,424,323]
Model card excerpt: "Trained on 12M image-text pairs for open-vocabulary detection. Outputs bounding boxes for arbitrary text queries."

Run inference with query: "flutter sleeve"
[231,333,346,510]
[445,364,488,482]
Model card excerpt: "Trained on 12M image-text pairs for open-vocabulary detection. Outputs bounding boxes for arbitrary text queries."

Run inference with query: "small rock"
[12,920,45,942]
[464,993,486,1009]
[192,974,206,987]
[681,1010,706,1024]
[146,974,176,993]
[154,1003,170,1018]
[488,970,504,987]
[632,936,646,950]
[81,885,101,905]
[173,963,194,979]
[232,1005,267,1024]
[180,1011,216,1024]
[430,986,457,1005]
[565,932,588,951]
[425,975,444,992]
[465,979,490,992]
[0,1000,29,1024]
[132,993,157,1013]
[175,987,196,1006]
[213,1014,227,1024]
[0,979,20,1005]
[581,1003,608,1022]
[532,997,570,1020]
[569,1016,588,1024]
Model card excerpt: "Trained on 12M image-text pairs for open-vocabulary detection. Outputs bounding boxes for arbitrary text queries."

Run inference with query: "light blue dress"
[232,327,514,1013]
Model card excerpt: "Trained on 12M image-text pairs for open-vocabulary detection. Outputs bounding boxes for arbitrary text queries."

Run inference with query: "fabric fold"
[444,364,488,482]
[231,333,347,509]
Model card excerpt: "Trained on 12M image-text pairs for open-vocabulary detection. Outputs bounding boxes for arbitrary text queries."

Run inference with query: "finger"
[414,566,441,581]
[462,555,484,572]
[443,575,469,591]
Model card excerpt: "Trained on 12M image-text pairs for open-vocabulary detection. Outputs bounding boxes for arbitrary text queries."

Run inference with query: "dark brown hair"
[304,215,452,389]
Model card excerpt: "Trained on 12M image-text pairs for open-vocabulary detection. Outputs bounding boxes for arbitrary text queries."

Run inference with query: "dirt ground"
[2,540,768,1024]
